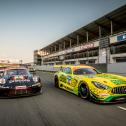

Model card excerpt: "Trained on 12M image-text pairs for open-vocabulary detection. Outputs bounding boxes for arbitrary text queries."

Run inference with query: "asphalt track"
[0,71,126,126]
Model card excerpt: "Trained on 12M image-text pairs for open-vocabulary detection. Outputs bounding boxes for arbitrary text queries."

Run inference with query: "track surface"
[0,71,126,126]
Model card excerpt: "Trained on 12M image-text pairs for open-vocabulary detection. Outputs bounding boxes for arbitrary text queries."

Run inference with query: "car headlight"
[0,78,6,84]
[92,81,109,90]
[33,76,38,83]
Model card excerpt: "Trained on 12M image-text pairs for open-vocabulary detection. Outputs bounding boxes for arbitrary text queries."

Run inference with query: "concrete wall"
[34,64,108,73]
[107,63,126,76]
[34,65,59,72]
[89,63,107,73]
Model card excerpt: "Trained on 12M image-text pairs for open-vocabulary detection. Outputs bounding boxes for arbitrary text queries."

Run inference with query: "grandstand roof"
[42,5,126,50]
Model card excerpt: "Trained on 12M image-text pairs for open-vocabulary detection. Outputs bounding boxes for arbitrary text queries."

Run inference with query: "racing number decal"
[71,78,77,87]
[59,74,78,87]
[67,76,77,87]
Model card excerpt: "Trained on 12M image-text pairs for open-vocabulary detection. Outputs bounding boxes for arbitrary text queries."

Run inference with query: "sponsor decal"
[71,79,77,87]
[97,74,120,79]
[80,43,94,50]
[9,79,30,83]
[14,75,24,80]
[67,76,72,84]
[111,80,126,85]
[0,86,9,89]
[59,75,66,83]
[97,74,126,85]
[15,86,27,90]
[99,93,110,97]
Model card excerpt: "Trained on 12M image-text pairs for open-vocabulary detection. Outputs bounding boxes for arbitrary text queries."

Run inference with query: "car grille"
[16,90,27,95]
[112,86,126,94]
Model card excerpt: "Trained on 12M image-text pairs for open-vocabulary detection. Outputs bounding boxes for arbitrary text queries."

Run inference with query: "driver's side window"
[74,69,83,75]
[63,67,72,74]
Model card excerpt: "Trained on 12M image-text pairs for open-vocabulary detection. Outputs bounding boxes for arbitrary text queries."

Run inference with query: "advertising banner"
[117,33,126,42]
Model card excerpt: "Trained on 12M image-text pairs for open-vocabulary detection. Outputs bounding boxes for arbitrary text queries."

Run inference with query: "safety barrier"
[34,65,60,72]
[34,63,126,76]
[107,63,126,76]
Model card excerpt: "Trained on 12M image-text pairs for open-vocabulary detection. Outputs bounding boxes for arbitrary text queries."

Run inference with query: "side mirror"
[97,70,102,74]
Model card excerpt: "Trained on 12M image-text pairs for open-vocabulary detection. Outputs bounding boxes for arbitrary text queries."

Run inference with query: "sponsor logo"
[80,43,94,50]
[15,86,27,90]
[9,80,30,83]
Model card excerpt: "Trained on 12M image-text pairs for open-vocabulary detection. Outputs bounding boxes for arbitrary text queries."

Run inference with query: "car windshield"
[73,68,100,75]
[7,69,29,76]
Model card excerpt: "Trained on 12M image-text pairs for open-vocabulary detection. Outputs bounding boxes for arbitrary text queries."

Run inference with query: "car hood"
[78,73,126,87]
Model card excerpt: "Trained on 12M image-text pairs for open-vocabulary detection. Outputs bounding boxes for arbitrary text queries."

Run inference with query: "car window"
[18,69,29,75]
[63,67,72,74]
[7,69,29,76]
[73,68,98,75]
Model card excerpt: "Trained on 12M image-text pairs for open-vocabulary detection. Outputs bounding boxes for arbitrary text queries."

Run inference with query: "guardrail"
[107,63,126,76]
[34,65,59,72]
[34,63,126,76]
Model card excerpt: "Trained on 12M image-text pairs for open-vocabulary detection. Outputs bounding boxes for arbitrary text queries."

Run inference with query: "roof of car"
[56,65,94,70]
[5,67,27,71]
[70,65,94,69]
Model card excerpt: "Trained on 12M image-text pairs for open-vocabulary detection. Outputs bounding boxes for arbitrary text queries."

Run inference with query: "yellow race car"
[54,65,126,103]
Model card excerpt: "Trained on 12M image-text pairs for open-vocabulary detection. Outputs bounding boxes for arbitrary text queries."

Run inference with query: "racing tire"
[54,76,59,88]
[79,83,90,100]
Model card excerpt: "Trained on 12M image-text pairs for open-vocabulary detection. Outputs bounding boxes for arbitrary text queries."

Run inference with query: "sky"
[0,0,126,63]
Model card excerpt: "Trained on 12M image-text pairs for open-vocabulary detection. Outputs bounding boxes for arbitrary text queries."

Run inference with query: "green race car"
[54,65,126,103]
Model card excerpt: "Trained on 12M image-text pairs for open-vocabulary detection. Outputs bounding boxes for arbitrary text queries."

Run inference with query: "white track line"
[117,106,126,111]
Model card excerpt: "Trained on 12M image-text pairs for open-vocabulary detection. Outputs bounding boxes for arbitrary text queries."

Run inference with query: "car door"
[59,67,78,92]
[63,67,75,92]
[58,67,71,89]
[58,70,67,85]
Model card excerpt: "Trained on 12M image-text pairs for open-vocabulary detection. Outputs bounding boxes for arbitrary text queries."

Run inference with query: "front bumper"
[103,95,126,103]
[0,83,42,97]
[90,91,126,103]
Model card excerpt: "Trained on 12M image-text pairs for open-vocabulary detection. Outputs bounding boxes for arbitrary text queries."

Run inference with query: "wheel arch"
[78,80,90,96]
[78,80,89,88]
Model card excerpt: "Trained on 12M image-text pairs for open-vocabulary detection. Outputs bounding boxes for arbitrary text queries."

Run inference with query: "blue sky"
[0,0,126,63]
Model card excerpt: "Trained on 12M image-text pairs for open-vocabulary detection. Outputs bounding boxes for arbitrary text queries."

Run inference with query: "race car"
[0,67,42,97]
[28,66,36,74]
[54,65,126,103]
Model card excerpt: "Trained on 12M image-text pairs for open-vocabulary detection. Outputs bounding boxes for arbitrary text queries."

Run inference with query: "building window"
[88,60,95,64]
[115,57,126,63]
[110,43,126,54]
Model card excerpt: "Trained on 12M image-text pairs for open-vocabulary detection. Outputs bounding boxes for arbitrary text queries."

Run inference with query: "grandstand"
[34,5,126,66]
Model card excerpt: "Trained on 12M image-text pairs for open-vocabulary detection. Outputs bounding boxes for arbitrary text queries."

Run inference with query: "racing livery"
[54,65,126,103]
[0,67,42,97]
